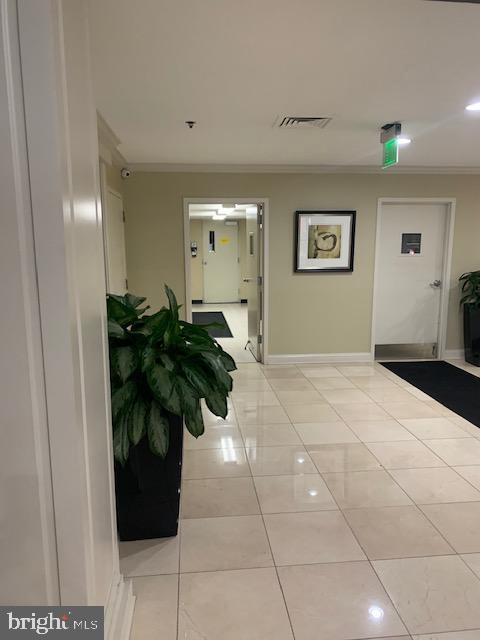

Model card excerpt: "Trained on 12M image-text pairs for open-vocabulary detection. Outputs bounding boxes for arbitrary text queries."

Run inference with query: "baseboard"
[191,299,203,305]
[264,352,373,365]
[105,574,135,640]
[444,349,464,360]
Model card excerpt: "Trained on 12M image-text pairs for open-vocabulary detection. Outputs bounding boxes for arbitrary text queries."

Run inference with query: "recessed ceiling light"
[466,102,480,112]
[397,137,411,145]
[212,214,227,221]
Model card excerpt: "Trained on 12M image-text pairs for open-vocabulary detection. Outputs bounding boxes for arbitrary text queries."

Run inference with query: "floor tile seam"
[382,466,480,505]
[248,455,298,640]
[420,439,480,470]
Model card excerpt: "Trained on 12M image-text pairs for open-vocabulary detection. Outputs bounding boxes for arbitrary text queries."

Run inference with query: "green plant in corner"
[459,270,480,308]
[107,285,236,465]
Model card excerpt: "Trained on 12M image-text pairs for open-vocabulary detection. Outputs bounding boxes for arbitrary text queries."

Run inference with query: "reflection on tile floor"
[122,359,480,639]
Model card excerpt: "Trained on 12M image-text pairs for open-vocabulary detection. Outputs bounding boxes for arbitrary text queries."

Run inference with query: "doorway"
[184,199,268,363]
[372,198,455,360]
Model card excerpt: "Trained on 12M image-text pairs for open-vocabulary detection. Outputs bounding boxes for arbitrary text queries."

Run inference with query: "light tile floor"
[122,359,480,640]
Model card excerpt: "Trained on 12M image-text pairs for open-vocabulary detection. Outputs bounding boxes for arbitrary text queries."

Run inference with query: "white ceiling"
[88,0,480,168]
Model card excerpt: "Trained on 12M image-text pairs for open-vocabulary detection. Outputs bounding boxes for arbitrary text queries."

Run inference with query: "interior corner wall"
[105,162,124,195]
[123,172,480,356]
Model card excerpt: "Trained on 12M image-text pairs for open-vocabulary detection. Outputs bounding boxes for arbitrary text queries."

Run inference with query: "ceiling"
[189,204,255,220]
[88,0,480,169]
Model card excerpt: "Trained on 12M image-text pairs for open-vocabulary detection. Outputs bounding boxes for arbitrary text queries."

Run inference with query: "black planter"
[464,303,480,367]
[114,413,183,540]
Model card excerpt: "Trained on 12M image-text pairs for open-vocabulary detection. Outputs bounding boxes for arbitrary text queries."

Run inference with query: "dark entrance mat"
[381,360,480,429]
[192,311,233,338]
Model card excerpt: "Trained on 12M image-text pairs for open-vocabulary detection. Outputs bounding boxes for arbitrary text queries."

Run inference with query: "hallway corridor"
[121,361,480,640]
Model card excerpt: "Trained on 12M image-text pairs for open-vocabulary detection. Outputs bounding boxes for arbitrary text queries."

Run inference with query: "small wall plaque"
[401,233,421,255]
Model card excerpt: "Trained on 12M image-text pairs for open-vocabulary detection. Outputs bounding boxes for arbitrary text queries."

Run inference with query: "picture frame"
[294,210,356,273]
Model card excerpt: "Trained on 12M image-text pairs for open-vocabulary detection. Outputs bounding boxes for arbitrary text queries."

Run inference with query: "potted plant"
[107,285,236,540]
[459,270,480,366]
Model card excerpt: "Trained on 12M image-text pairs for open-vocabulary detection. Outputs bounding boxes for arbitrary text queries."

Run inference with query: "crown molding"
[125,162,480,175]
[97,111,126,166]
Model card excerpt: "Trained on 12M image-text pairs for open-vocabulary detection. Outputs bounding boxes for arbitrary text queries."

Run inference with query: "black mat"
[381,360,480,429]
[192,311,233,338]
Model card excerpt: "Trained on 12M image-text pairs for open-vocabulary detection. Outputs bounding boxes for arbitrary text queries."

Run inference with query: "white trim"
[265,352,373,365]
[129,162,480,175]
[183,197,269,363]
[97,111,126,166]
[104,575,135,640]
[445,349,464,360]
[371,197,456,361]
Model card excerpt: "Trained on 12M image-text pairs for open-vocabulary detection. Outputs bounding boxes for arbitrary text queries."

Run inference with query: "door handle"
[243,278,253,283]
[429,279,442,288]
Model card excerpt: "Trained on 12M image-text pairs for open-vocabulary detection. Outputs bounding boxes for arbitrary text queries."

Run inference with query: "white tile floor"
[122,359,480,640]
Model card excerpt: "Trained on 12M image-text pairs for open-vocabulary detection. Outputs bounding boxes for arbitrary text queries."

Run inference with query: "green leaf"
[125,293,147,309]
[159,353,175,371]
[113,411,130,465]
[111,380,137,422]
[108,319,125,339]
[128,397,148,445]
[185,401,204,438]
[164,285,179,322]
[180,361,213,397]
[107,296,138,327]
[111,345,138,383]
[147,401,169,458]
[141,345,156,371]
[147,364,181,415]
[205,390,228,419]
[200,351,233,393]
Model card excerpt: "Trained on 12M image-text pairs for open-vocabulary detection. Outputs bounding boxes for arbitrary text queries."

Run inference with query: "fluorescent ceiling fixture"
[396,137,411,145]
[466,102,480,112]
[212,214,227,220]
[218,206,234,215]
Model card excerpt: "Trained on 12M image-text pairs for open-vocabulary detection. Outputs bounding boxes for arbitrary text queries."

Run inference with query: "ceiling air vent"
[277,116,332,129]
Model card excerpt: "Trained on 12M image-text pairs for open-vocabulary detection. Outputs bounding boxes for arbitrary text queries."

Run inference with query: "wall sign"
[401,233,421,255]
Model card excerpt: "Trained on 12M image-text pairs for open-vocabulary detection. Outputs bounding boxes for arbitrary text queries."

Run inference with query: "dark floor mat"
[192,311,233,338]
[381,360,480,429]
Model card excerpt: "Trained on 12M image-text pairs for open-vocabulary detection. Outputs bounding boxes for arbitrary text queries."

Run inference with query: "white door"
[245,204,263,361]
[375,203,447,359]
[202,221,239,302]
[104,189,127,294]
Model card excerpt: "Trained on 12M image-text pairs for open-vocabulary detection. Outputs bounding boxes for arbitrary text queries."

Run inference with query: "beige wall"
[123,172,480,355]
[104,161,124,194]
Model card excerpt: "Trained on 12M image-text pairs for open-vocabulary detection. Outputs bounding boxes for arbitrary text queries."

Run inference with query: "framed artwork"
[294,210,356,273]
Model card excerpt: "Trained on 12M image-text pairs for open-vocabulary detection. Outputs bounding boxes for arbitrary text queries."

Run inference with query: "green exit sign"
[383,138,398,168]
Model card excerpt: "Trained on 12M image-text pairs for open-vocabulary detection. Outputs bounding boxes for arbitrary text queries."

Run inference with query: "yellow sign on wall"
[219,237,230,245]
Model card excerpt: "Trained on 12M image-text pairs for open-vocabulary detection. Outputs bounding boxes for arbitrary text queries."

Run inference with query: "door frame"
[371,197,456,361]
[183,197,270,363]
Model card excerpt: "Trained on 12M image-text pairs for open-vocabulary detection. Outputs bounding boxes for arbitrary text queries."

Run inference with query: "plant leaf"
[164,285,179,322]
[108,319,125,339]
[147,364,182,415]
[147,401,169,458]
[107,295,138,327]
[111,380,138,422]
[113,410,130,465]
[200,351,233,393]
[185,401,204,438]
[205,390,228,419]
[125,293,147,309]
[128,397,148,445]
[111,345,138,383]
[180,360,213,397]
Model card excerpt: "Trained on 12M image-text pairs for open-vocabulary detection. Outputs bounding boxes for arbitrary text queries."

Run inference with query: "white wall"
[0,0,58,605]
[0,0,133,635]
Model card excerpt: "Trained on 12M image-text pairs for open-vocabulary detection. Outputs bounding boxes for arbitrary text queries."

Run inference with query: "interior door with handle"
[374,203,447,359]
[245,204,263,361]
